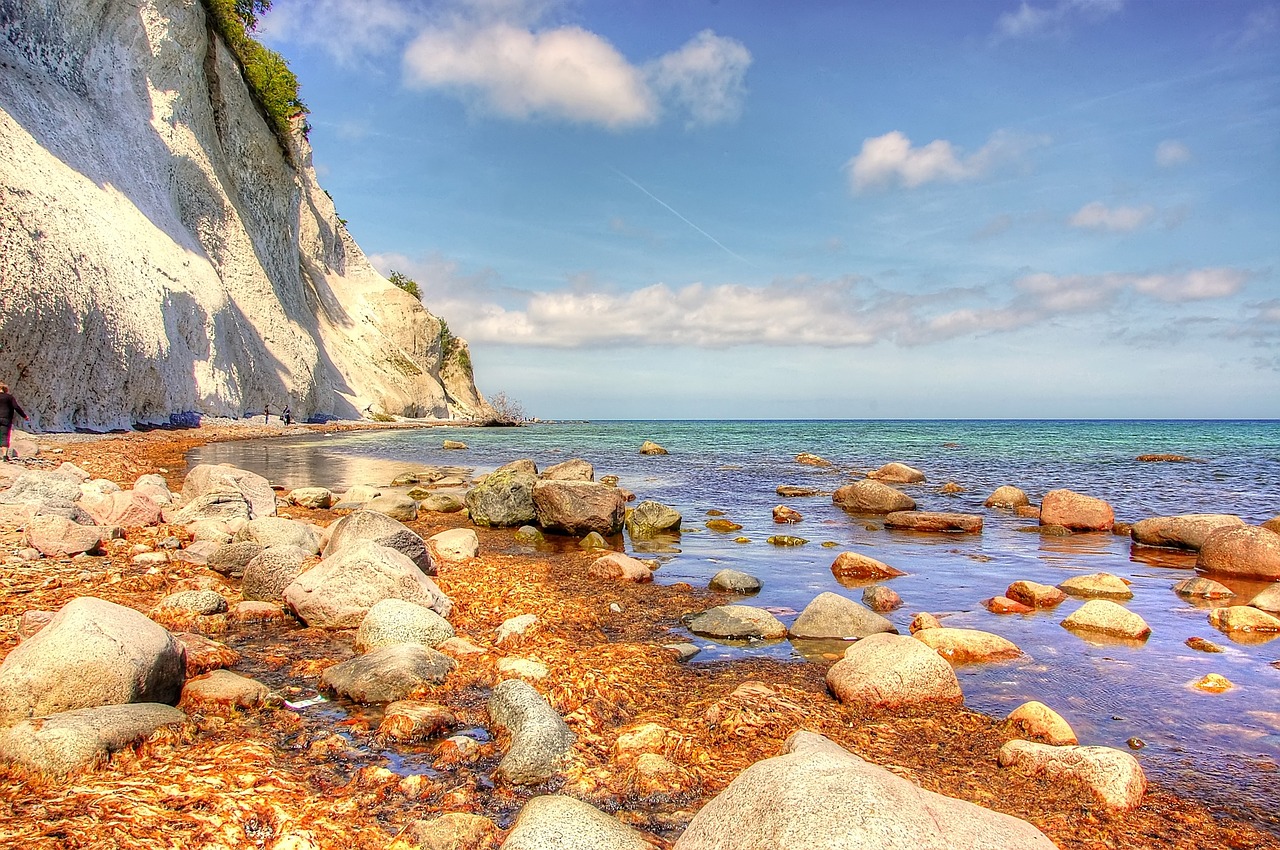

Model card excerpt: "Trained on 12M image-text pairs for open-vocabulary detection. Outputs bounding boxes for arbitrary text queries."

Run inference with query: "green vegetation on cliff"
[201,0,308,148]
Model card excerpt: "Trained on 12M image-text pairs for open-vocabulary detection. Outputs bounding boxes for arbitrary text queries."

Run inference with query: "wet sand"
[0,422,1277,849]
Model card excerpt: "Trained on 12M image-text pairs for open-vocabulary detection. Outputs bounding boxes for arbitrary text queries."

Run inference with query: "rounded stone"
[1061,600,1151,640]
[356,598,456,651]
[826,633,963,711]
[789,592,895,640]
[709,568,762,594]
[832,480,916,514]
[690,605,787,640]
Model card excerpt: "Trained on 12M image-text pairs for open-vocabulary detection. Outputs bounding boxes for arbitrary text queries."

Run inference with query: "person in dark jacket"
[0,382,28,461]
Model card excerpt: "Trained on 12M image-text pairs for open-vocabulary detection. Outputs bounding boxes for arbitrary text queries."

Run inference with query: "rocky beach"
[1,421,1278,849]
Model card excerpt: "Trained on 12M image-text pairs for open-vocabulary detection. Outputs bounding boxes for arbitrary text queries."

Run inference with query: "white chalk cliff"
[0,0,493,430]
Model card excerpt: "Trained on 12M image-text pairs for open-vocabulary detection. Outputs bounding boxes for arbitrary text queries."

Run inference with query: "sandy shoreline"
[0,424,1276,849]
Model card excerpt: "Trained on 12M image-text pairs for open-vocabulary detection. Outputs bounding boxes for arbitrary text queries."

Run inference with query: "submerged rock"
[914,627,1022,664]
[1006,581,1067,608]
[1057,573,1133,600]
[1061,600,1151,641]
[1208,606,1280,633]
[705,519,743,532]
[868,462,926,483]
[626,500,682,537]
[884,511,982,533]
[794,452,831,467]
[830,551,906,579]
[639,441,669,456]
[1172,577,1234,599]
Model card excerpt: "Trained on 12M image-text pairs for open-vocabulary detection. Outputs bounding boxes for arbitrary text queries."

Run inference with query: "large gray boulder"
[790,592,895,640]
[626,500,683,537]
[321,644,456,703]
[241,546,311,602]
[164,488,252,525]
[206,540,264,578]
[465,460,538,527]
[356,598,455,651]
[0,597,186,725]
[324,509,434,574]
[180,464,276,519]
[489,678,575,784]
[504,795,650,850]
[1131,514,1245,551]
[826,633,962,711]
[672,731,1056,850]
[0,703,186,776]
[532,480,626,536]
[0,470,82,508]
[832,480,915,514]
[233,517,322,553]
[283,540,452,629]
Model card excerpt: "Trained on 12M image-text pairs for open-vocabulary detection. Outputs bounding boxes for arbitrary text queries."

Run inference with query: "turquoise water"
[192,419,1280,823]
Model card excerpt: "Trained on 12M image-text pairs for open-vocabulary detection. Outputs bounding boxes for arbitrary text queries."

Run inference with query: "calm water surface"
[191,420,1280,823]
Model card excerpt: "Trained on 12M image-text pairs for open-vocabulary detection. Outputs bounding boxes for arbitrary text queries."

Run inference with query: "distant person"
[282,405,292,426]
[0,382,29,462]
[264,403,270,425]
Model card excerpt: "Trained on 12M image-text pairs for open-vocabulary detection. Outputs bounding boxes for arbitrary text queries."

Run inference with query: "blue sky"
[259,0,1280,419]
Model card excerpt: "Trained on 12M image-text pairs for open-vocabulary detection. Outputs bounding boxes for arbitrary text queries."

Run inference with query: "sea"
[190,419,1280,824]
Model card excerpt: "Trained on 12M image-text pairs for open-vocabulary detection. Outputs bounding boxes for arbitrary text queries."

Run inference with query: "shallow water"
[191,419,1280,823]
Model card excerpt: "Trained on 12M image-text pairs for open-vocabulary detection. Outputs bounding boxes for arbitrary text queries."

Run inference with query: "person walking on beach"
[0,382,29,462]
[264,403,270,425]
[282,405,292,426]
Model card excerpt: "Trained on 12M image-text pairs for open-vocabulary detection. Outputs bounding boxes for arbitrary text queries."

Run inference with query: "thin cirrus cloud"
[847,130,1048,192]
[1068,201,1155,232]
[1155,139,1191,167]
[993,0,1125,41]
[375,254,1250,350]
[402,22,751,129]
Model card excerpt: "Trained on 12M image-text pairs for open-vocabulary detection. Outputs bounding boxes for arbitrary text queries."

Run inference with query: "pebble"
[1192,673,1232,693]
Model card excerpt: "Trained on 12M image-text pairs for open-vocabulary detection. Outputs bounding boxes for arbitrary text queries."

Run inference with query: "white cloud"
[994,0,1124,41]
[1068,201,1155,232]
[258,0,416,64]
[376,253,1251,350]
[847,130,1047,192]
[647,30,752,127]
[1155,139,1191,167]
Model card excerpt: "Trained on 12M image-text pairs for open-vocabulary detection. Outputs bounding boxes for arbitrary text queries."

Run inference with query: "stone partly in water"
[464,461,538,528]
[0,703,187,777]
[578,532,609,550]
[1130,514,1245,551]
[1193,673,1233,693]
[867,462,926,483]
[672,731,1055,850]
[0,597,186,725]
[862,585,902,612]
[708,569,762,594]
[883,511,983,533]
[588,553,654,583]
[1207,606,1280,634]
[984,596,1035,615]
[997,741,1146,811]
[488,679,576,785]
[690,605,787,640]
[794,452,831,467]
[321,644,456,703]
[914,628,1022,664]
[1172,577,1234,599]
[1057,573,1133,600]
[532,480,626,536]
[910,613,941,633]
[442,440,468,450]
[1007,701,1077,745]
[830,551,906,579]
[1246,583,1280,613]
[985,485,1031,509]
[626,500,682,537]
[1197,526,1280,582]
[776,485,823,497]
[1040,489,1114,532]
[789,592,895,640]
[1061,600,1151,641]
[772,505,803,524]
[767,535,808,546]
[639,441,669,456]
[1006,581,1067,608]
[705,519,744,533]
[826,634,963,711]
[1185,636,1224,653]
[514,525,545,544]
[832,479,916,514]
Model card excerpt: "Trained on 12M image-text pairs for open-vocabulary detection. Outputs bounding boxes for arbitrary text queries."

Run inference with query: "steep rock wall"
[0,0,493,429]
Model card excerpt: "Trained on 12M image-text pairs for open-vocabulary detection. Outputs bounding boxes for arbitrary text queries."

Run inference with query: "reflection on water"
[190,420,1280,824]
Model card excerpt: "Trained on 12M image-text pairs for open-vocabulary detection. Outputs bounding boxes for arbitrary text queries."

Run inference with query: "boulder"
[540,459,595,481]
[0,703,186,776]
[790,592,895,640]
[1208,606,1280,633]
[442,439,468,450]
[532,480,626,536]
[984,597,1034,614]
[181,670,270,710]
[241,546,311,602]
[164,488,252,525]
[579,532,609,549]
[884,511,982,533]
[984,486,1030,509]
[498,657,549,681]
[233,517,322,553]
[832,480,915,514]
[1131,514,1245,551]
[1008,701,1077,745]
[997,740,1146,811]
[283,540,452,629]
[206,540,264,578]
[673,731,1053,850]
[777,485,823,497]
[356,598,456,651]
[868,462,925,483]
[80,490,163,528]
[332,484,382,510]
[321,644,456,703]
[830,551,906,579]
[1039,489,1114,532]
[428,528,480,563]
[503,795,649,850]
[862,585,902,612]
[1196,526,1280,581]
[910,612,941,633]
[172,539,220,567]
[1173,577,1234,598]
[1265,516,1280,535]
[488,679,576,784]
[772,505,803,524]
[1061,600,1151,640]
[288,487,333,509]
[420,493,465,514]
[767,535,808,546]
[1057,573,1133,600]
[132,474,174,505]
[914,628,1021,664]
[151,590,228,617]
[794,452,832,467]
[465,461,538,527]
[514,525,545,544]
[639,441,669,455]
[827,633,962,710]
[709,569,762,594]
[324,509,434,574]
[1247,584,1280,613]
[0,597,185,725]
[180,464,276,519]
[691,605,787,640]
[705,519,743,532]
[365,493,419,522]
[588,553,653,583]
[0,470,83,508]
[18,610,55,640]
[626,500,682,537]
[188,519,233,544]
[24,515,103,557]
[1006,580,1067,608]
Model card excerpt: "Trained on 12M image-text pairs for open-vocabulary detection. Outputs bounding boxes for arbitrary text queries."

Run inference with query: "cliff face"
[0,0,493,430]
